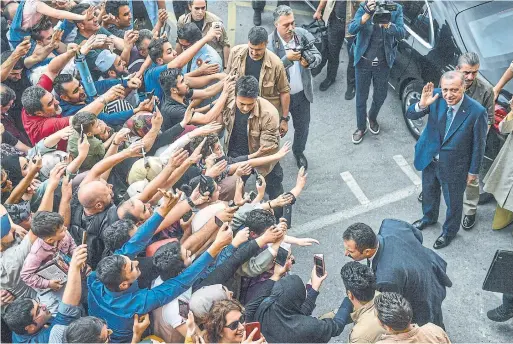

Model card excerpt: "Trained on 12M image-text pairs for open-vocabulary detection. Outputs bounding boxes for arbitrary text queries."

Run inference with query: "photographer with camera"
[348,0,404,144]
[268,5,321,170]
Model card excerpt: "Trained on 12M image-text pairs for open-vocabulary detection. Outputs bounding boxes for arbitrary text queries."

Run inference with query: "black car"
[389,0,513,139]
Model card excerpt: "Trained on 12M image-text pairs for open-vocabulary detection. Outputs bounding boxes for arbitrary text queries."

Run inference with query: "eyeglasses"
[225,313,245,331]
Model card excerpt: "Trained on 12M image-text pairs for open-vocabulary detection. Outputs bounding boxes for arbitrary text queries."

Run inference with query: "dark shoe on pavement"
[253,11,262,26]
[462,214,476,230]
[367,118,380,134]
[412,219,433,231]
[294,153,308,170]
[478,192,494,205]
[319,78,335,91]
[487,305,513,322]
[345,87,355,100]
[433,235,452,249]
[418,191,423,202]
[352,128,367,144]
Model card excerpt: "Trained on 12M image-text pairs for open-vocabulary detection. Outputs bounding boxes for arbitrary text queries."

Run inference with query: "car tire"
[402,80,426,140]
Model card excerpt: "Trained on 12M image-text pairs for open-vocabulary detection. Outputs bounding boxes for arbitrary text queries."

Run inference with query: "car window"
[457,1,513,94]
[397,0,432,44]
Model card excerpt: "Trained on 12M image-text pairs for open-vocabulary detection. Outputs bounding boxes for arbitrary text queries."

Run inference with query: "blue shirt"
[60,79,135,126]
[13,302,81,343]
[144,64,168,103]
[183,44,223,74]
[87,251,214,342]
[114,212,163,258]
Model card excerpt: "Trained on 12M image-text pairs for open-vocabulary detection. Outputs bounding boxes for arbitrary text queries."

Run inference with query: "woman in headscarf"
[190,284,232,330]
[251,271,353,343]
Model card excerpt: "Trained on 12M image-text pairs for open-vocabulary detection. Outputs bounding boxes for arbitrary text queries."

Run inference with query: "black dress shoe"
[253,11,262,26]
[319,78,335,91]
[294,153,308,170]
[412,219,433,230]
[345,87,355,100]
[433,235,452,249]
[478,192,494,205]
[461,214,476,230]
[418,191,423,202]
[487,304,513,322]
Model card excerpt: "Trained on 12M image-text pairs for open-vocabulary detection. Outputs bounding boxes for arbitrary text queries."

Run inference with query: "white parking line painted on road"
[289,184,420,237]
[393,155,422,186]
[340,172,370,205]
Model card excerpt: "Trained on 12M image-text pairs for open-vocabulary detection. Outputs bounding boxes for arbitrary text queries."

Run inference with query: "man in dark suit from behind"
[407,71,487,249]
[342,220,453,329]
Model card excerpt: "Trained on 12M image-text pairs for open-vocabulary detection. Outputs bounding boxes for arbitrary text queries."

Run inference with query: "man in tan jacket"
[221,75,284,217]
[176,0,231,66]
[375,292,451,344]
[341,262,386,343]
[226,26,290,121]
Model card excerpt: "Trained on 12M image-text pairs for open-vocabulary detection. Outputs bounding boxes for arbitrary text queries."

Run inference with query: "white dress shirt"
[278,33,304,95]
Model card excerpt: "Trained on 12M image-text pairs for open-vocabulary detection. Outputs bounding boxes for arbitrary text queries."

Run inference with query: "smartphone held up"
[314,254,325,277]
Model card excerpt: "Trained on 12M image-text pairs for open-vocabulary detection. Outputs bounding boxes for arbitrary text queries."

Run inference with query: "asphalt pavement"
[166,1,513,341]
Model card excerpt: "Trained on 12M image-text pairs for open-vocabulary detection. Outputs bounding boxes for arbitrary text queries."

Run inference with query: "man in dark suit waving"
[343,220,452,329]
[408,71,488,249]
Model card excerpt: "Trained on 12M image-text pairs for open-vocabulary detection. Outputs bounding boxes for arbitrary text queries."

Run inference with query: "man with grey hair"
[268,5,321,170]
[407,71,487,249]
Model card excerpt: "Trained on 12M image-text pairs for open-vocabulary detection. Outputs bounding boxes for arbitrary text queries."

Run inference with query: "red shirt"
[22,75,69,151]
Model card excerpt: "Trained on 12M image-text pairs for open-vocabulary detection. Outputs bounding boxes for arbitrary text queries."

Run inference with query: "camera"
[373,0,398,25]
[291,32,317,65]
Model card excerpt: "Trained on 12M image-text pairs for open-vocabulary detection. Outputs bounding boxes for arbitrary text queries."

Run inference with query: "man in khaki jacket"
[221,75,284,217]
[176,0,231,66]
[226,26,291,120]
[375,292,451,344]
[341,262,386,343]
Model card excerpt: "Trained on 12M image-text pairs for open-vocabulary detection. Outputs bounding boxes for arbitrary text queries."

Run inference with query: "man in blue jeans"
[488,294,513,322]
[348,0,404,144]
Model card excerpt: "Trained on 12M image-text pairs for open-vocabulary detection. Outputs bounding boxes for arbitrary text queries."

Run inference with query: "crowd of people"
[1,0,513,343]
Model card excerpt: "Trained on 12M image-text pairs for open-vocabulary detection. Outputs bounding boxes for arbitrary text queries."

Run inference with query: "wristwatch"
[186,197,195,209]
[280,116,290,123]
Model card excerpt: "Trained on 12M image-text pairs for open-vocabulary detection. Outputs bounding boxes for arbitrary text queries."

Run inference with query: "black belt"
[361,56,385,67]
[433,156,439,162]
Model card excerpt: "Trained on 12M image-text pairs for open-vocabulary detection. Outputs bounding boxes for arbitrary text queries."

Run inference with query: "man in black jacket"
[342,219,452,329]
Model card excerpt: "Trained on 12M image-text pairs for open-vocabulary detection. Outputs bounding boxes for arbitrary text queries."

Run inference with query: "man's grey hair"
[21,86,46,115]
[458,52,480,68]
[135,29,153,51]
[440,71,465,86]
[273,5,293,23]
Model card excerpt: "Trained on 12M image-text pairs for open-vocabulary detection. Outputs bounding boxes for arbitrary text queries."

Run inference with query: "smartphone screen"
[276,244,290,267]
[146,89,155,100]
[283,204,292,229]
[244,322,261,340]
[178,299,189,319]
[314,254,325,277]
[81,231,87,245]
[214,216,223,227]
[248,191,257,202]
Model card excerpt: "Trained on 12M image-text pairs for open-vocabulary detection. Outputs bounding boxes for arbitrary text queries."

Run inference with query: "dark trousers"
[346,36,356,90]
[314,15,345,80]
[252,0,289,11]
[422,160,466,238]
[173,0,189,20]
[504,293,513,311]
[290,91,311,156]
[265,162,284,219]
[355,60,391,131]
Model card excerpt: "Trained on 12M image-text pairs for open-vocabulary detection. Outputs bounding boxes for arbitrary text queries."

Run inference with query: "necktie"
[445,107,454,137]
[366,258,371,267]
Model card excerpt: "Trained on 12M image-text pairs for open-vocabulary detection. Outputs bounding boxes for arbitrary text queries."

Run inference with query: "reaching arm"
[36,1,88,21]
[45,46,77,81]
[167,28,220,69]
[1,40,30,81]
[5,159,41,205]
[494,62,513,100]
[62,245,87,306]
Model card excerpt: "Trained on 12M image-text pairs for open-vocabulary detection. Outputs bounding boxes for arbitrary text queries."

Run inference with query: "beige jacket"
[177,11,230,62]
[226,44,290,116]
[322,0,360,37]
[221,93,280,177]
[376,323,451,344]
[349,292,387,343]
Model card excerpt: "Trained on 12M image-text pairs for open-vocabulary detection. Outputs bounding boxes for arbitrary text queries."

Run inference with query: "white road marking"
[393,155,422,186]
[340,171,370,205]
[289,184,419,237]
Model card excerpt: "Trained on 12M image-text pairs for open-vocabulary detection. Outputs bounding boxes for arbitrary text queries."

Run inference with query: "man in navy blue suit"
[407,71,488,249]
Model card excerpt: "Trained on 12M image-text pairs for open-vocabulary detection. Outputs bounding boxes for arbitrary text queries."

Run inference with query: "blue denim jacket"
[348,2,405,68]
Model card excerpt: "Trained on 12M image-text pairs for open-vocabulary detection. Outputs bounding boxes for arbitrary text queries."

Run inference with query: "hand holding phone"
[244,322,261,341]
[314,254,325,277]
[178,299,190,319]
[276,242,291,267]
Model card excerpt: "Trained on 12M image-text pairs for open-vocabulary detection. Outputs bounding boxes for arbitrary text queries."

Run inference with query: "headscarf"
[124,112,154,137]
[253,275,338,343]
[1,155,23,186]
[190,284,228,319]
[127,157,163,185]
